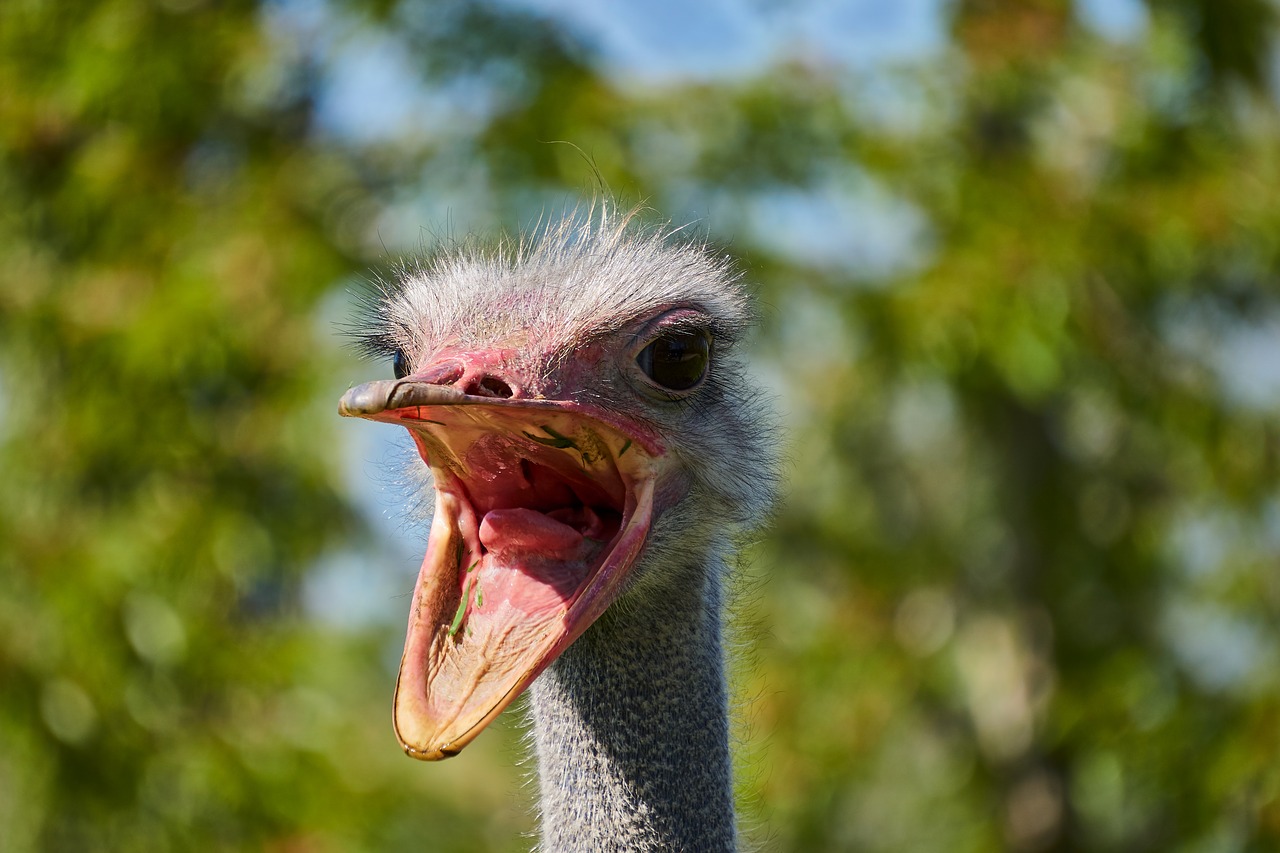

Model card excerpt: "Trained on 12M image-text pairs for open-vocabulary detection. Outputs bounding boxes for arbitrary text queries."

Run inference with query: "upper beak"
[342,379,530,416]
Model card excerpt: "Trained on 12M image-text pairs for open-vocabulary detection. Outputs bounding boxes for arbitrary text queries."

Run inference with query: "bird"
[339,206,776,852]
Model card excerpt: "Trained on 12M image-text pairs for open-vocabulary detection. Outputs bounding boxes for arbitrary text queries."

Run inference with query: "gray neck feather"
[530,558,735,852]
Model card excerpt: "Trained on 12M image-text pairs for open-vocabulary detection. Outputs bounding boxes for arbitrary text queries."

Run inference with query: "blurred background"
[3,0,1280,850]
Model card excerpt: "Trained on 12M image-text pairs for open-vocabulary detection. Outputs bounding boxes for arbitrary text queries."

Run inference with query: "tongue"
[479,507,583,555]
[477,508,588,617]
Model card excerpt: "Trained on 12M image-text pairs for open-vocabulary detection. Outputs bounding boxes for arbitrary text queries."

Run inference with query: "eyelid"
[628,309,718,355]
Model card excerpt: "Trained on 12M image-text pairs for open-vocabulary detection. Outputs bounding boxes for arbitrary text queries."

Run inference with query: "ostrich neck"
[530,558,736,852]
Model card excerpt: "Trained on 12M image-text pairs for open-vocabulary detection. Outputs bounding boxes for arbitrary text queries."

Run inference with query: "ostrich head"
[340,210,774,760]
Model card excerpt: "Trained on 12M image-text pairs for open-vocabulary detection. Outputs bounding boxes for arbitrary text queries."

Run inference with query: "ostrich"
[339,208,776,851]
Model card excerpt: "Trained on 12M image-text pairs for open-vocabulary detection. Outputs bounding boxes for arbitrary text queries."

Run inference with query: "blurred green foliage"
[2,0,1278,850]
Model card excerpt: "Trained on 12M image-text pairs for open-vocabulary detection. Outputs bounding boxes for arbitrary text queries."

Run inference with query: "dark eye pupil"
[392,349,409,379]
[637,330,710,391]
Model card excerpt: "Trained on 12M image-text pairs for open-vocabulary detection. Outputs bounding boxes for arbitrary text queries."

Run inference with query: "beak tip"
[338,380,396,417]
[398,738,460,762]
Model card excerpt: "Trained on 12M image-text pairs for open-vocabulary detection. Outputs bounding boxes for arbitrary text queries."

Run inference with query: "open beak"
[339,378,661,759]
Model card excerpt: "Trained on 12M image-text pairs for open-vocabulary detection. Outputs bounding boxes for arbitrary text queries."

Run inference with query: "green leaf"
[523,426,578,449]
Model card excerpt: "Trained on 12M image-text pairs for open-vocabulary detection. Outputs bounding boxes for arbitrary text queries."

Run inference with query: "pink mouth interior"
[451,445,624,624]
[379,401,662,759]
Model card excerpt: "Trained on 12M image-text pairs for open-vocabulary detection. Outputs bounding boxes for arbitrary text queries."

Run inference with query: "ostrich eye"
[636,329,711,392]
[392,349,410,380]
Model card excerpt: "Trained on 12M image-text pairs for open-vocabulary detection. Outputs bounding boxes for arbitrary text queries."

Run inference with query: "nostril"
[473,376,514,398]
